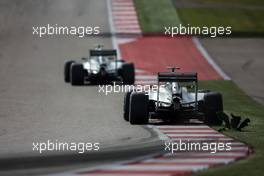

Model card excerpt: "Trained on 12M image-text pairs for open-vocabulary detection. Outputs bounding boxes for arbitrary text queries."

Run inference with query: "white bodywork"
[148,83,205,106]
[82,56,123,74]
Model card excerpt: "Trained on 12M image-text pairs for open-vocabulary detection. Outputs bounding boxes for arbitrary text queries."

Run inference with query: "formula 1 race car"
[64,45,135,85]
[124,67,223,125]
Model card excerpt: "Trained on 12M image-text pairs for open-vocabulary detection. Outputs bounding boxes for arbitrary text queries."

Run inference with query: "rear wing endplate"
[90,50,117,56]
[158,72,197,82]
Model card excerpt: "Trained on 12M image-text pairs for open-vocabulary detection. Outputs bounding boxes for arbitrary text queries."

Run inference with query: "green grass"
[196,80,264,176]
[197,0,264,6]
[177,8,264,34]
[134,0,264,34]
[134,0,181,33]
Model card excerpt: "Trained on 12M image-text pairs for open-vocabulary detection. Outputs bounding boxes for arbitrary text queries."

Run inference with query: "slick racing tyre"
[123,91,132,121]
[129,93,149,125]
[121,63,135,85]
[71,63,84,86]
[64,60,75,83]
[203,92,223,125]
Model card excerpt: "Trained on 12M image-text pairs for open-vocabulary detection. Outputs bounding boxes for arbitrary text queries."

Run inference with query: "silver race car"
[64,45,135,85]
[124,67,223,125]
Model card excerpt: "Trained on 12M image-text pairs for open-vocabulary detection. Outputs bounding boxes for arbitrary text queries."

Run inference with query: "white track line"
[192,37,231,80]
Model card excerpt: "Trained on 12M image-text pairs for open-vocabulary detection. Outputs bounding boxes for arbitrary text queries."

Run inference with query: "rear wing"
[158,72,197,82]
[90,50,117,57]
[157,72,199,111]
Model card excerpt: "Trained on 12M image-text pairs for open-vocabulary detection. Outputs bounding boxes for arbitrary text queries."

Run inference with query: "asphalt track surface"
[200,38,264,104]
[0,0,160,173]
[0,0,256,175]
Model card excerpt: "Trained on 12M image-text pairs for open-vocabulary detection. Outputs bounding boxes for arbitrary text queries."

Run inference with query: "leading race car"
[64,45,135,85]
[124,67,223,125]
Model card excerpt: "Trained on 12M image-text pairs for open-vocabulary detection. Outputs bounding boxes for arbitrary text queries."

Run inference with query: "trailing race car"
[124,67,223,125]
[64,45,135,85]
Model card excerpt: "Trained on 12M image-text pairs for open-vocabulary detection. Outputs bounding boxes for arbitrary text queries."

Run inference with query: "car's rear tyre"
[129,93,149,125]
[121,63,135,85]
[71,63,84,86]
[203,92,223,125]
[64,60,75,83]
[123,91,132,121]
